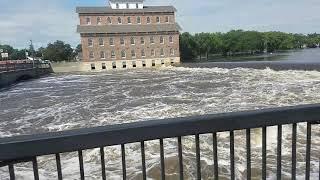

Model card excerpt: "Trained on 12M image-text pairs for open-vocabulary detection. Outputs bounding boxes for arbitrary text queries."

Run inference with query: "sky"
[0,0,319,49]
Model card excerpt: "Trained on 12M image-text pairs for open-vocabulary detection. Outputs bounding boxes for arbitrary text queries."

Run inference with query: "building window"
[88,38,93,47]
[161,59,165,65]
[107,17,112,24]
[127,17,131,24]
[99,38,104,46]
[136,3,139,8]
[147,17,151,24]
[109,38,114,46]
[89,51,94,59]
[152,60,156,67]
[160,36,164,44]
[112,62,116,69]
[169,36,173,43]
[102,63,106,69]
[137,17,141,24]
[91,63,95,70]
[118,17,122,24]
[165,16,169,23]
[116,3,119,9]
[131,37,135,45]
[100,51,105,59]
[156,17,160,23]
[141,49,145,57]
[160,48,164,56]
[151,49,155,57]
[86,17,91,25]
[120,37,125,45]
[140,37,145,44]
[126,3,129,9]
[142,60,146,67]
[131,50,136,58]
[170,48,174,56]
[121,50,126,58]
[97,17,102,25]
[132,61,137,68]
[150,36,154,44]
[111,51,116,59]
[122,61,127,68]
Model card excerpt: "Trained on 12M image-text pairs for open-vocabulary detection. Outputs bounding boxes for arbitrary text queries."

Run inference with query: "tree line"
[180,30,320,61]
[0,41,82,62]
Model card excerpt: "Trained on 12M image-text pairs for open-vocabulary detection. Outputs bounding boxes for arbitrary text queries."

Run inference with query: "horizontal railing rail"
[0,104,319,180]
[0,61,51,73]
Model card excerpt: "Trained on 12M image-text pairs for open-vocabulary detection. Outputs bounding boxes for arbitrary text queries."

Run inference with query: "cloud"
[0,0,319,48]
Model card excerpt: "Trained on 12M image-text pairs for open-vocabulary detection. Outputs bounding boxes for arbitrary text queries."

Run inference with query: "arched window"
[131,37,135,45]
[169,36,173,43]
[97,17,102,25]
[160,36,164,44]
[150,36,154,44]
[111,51,116,58]
[151,49,155,56]
[100,51,105,59]
[170,48,174,56]
[86,17,91,25]
[147,17,151,24]
[118,17,122,24]
[137,17,141,24]
[88,38,93,47]
[99,38,104,46]
[165,16,169,23]
[140,37,145,44]
[156,17,160,23]
[120,37,125,45]
[121,50,126,58]
[89,51,94,59]
[127,17,131,24]
[107,17,112,24]
[109,38,114,46]
[160,48,164,56]
[141,49,145,57]
[131,50,136,58]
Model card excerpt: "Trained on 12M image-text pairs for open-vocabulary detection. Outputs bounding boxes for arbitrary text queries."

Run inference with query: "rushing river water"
[1,50,320,180]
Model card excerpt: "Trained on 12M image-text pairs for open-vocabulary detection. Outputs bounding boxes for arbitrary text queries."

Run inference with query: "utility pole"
[30,40,35,68]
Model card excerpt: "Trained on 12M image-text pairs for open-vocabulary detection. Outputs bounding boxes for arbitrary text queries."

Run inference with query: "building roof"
[76,6,177,14]
[109,0,144,2]
[77,23,181,34]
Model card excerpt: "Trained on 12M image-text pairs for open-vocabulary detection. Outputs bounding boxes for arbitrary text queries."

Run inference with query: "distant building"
[76,0,181,71]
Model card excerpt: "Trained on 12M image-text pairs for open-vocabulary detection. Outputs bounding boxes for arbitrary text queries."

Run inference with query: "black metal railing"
[0,60,51,73]
[0,104,319,180]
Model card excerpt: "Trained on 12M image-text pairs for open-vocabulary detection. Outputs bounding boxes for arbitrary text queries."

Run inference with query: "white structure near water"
[109,0,144,9]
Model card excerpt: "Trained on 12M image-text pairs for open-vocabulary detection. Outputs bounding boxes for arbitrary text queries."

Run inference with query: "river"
[0,49,320,179]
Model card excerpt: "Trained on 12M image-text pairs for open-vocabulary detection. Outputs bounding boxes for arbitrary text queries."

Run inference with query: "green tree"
[43,41,74,62]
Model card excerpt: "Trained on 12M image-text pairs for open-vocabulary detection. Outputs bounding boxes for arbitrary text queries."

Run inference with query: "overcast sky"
[0,0,319,49]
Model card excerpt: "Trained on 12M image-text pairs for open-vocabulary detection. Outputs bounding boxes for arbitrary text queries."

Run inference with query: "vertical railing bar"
[277,125,282,180]
[262,126,267,180]
[178,136,184,180]
[8,164,15,180]
[230,131,235,180]
[246,129,251,180]
[100,147,106,180]
[32,157,39,180]
[56,153,63,180]
[213,133,219,180]
[195,134,201,180]
[121,144,126,180]
[160,138,165,180]
[305,123,311,180]
[292,123,297,180]
[141,141,147,180]
[78,150,85,180]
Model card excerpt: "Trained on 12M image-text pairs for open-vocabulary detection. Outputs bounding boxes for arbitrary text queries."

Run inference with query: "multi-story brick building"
[76,0,181,71]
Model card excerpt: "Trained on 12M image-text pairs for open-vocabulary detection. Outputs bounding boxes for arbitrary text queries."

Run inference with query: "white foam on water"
[0,66,320,179]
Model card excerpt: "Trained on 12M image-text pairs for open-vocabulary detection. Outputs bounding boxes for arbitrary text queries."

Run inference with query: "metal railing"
[0,104,319,180]
[0,60,51,73]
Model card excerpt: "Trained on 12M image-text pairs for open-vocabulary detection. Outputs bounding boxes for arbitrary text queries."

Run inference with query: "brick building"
[76,0,181,71]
